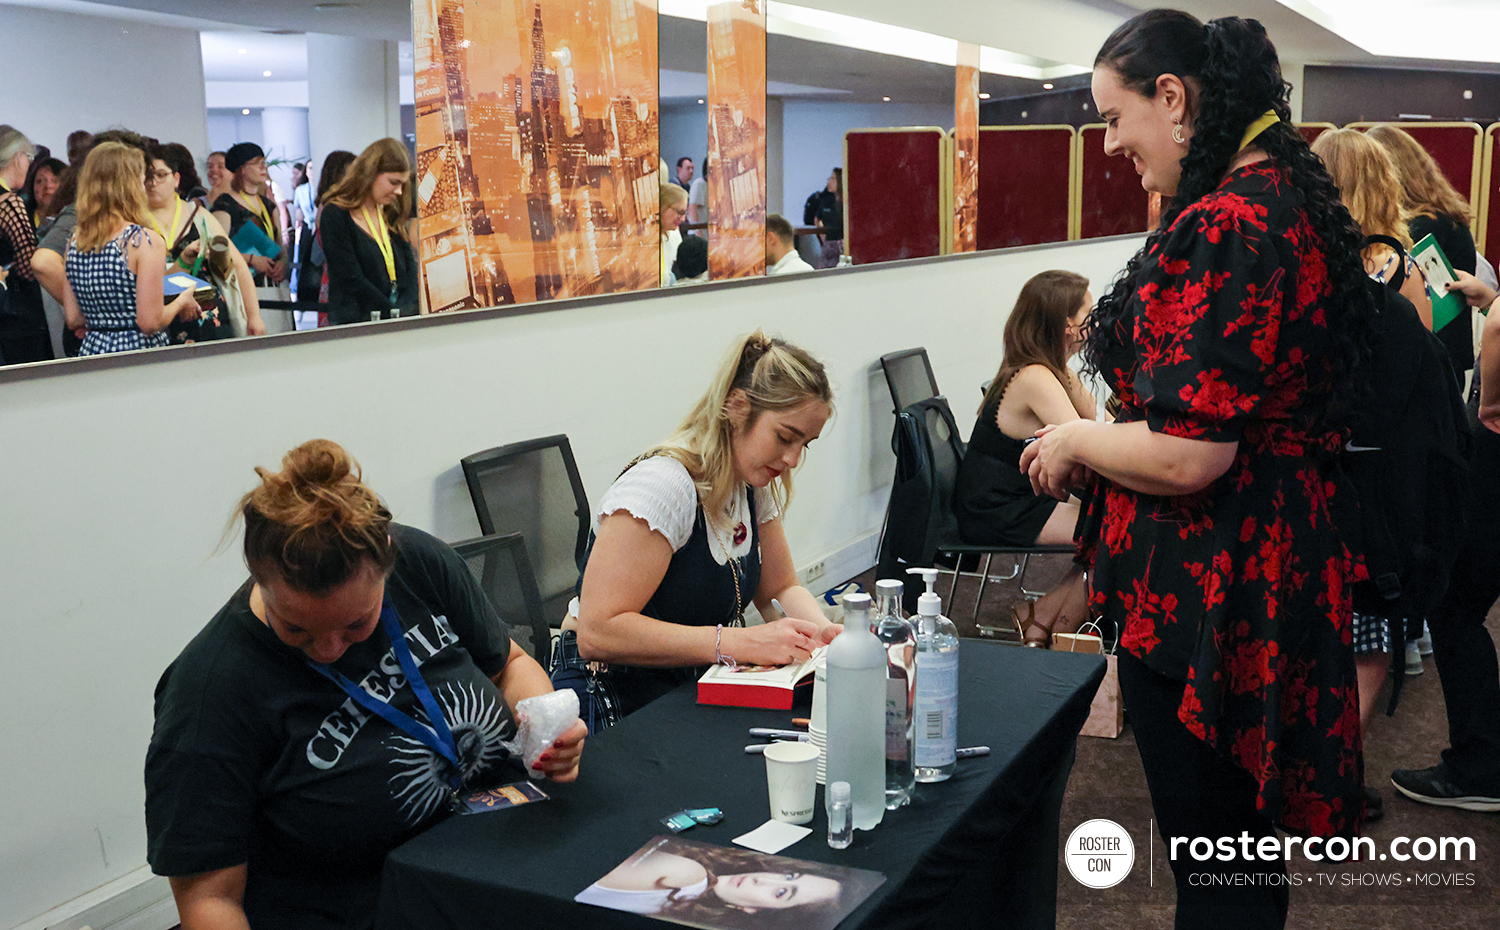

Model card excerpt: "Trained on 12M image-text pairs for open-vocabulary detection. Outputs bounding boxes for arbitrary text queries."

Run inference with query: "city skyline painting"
[706,0,767,279]
[414,0,660,311]
[953,42,978,254]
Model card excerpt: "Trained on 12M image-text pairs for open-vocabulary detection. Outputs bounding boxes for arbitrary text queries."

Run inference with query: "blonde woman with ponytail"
[561,331,841,724]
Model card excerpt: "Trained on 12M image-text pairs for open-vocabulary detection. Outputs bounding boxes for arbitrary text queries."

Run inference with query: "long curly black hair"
[1084,10,1371,421]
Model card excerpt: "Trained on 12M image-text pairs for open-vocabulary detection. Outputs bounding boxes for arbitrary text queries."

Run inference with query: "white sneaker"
[1416,621,1433,656]
[1405,640,1424,676]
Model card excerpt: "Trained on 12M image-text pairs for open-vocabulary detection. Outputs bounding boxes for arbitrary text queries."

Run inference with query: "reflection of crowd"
[0,124,418,365]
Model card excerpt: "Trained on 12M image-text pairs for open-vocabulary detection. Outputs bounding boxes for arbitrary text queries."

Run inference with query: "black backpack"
[1344,248,1472,622]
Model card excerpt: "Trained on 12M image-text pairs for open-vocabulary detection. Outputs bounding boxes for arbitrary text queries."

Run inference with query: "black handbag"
[549,630,622,734]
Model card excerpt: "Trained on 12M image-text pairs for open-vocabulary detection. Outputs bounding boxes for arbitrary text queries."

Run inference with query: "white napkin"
[732,820,813,854]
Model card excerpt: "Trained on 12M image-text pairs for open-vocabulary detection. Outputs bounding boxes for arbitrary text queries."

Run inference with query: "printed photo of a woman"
[576,835,884,930]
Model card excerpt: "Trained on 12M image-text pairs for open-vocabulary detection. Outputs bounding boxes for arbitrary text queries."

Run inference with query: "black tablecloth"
[375,640,1104,930]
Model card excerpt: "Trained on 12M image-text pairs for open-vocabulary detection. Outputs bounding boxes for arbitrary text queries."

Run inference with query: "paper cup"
[763,741,820,824]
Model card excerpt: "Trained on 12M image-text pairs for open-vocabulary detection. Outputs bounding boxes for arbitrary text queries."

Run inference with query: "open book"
[697,646,826,710]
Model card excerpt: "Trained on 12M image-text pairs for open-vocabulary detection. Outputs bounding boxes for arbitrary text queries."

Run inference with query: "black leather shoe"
[1391,765,1500,812]
[1363,785,1384,821]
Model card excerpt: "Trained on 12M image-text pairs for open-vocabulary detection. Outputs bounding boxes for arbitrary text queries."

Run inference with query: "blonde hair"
[238,439,394,593]
[660,183,688,211]
[73,142,151,252]
[648,331,833,521]
[1366,124,1472,225]
[1312,128,1411,253]
[324,138,413,240]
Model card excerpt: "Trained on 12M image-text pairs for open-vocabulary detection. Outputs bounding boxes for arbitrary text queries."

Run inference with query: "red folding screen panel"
[845,129,946,264]
[1078,124,1150,239]
[1485,126,1500,273]
[1298,122,1337,145]
[975,127,1073,250]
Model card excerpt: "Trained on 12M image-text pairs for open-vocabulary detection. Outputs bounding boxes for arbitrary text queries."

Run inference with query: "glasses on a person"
[147,170,175,186]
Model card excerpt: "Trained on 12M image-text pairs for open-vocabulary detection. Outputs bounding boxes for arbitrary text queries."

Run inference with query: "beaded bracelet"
[714,624,738,670]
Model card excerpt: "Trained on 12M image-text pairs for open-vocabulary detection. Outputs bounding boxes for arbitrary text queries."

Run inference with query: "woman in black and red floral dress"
[1022,11,1373,929]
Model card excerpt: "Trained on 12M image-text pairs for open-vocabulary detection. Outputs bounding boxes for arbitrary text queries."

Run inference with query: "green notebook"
[1410,233,1466,332]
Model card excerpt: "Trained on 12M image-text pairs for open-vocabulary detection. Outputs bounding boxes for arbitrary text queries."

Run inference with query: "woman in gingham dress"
[60,143,198,356]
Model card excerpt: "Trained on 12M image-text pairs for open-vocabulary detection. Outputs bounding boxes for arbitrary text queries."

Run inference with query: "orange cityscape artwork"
[953,42,979,254]
[707,0,768,279]
[414,0,661,311]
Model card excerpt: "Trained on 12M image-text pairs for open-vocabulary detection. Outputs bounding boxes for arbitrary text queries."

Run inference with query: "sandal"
[1010,601,1051,648]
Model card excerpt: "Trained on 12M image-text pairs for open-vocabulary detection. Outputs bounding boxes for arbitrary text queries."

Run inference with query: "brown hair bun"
[240,439,394,593]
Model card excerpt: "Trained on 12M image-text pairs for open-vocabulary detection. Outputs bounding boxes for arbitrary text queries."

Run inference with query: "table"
[375,640,1105,930]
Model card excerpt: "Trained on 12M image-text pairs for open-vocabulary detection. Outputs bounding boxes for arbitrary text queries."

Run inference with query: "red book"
[696,647,825,710]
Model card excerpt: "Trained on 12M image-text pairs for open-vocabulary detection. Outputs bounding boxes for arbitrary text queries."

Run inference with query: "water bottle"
[908,568,959,783]
[826,781,853,849]
[824,592,886,831]
[874,578,916,808]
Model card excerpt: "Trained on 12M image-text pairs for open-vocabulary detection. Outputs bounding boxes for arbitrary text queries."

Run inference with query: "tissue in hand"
[503,689,581,770]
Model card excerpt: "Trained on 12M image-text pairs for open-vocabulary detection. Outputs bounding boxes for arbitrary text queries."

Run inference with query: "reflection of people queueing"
[659,183,687,285]
[318,139,418,325]
[674,155,694,191]
[802,168,844,268]
[1023,11,1375,928]
[576,837,845,927]
[212,143,288,286]
[687,156,709,235]
[765,215,813,276]
[1391,271,1500,813]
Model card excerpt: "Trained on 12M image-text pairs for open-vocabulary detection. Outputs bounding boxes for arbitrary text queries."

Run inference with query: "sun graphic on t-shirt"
[388,682,513,824]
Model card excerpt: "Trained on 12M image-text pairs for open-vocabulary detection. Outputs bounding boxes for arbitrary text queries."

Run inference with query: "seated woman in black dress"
[318,138,418,324]
[560,331,842,724]
[953,270,1096,645]
[146,439,586,929]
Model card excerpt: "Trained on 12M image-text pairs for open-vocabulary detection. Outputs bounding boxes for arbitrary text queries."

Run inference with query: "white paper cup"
[763,741,820,824]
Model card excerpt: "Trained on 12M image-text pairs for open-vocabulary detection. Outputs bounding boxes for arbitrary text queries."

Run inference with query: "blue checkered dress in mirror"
[66,224,168,356]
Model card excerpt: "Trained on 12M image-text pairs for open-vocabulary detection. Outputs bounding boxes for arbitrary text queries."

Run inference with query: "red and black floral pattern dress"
[1077,161,1365,838]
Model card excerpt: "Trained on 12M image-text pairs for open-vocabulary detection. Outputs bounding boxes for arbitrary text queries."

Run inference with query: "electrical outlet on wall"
[803,560,827,585]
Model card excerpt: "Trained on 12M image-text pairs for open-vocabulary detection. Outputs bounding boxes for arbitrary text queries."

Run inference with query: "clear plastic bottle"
[908,568,959,783]
[824,592,887,831]
[826,781,853,849]
[874,579,916,809]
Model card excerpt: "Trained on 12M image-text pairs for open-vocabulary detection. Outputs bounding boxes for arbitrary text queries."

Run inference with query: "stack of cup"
[810,653,828,785]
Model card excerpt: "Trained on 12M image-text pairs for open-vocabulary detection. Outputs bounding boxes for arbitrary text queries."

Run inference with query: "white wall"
[779,99,955,219]
[0,6,208,160]
[0,233,1141,928]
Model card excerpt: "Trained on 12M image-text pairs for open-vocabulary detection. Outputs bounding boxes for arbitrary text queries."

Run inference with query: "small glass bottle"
[827,781,853,849]
[874,579,916,809]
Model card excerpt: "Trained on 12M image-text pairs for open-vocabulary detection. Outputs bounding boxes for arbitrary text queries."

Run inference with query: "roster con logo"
[1167,832,1477,864]
[1065,819,1136,889]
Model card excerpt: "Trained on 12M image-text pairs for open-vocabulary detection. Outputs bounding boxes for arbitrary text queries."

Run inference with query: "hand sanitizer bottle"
[874,579,916,808]
[824,592,886,831]
[907,568,958,783]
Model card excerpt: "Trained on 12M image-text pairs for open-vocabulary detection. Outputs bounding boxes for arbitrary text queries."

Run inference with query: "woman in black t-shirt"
[212,142,287,286]
[318,138,418,324]
[146,439,586,930]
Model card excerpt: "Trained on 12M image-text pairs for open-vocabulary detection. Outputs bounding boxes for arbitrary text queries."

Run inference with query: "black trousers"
[1119,651,1289,930]
[1431,424,1500,792]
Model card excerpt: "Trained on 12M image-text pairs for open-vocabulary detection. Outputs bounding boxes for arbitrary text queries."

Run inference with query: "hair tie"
[1238,110,1280,152]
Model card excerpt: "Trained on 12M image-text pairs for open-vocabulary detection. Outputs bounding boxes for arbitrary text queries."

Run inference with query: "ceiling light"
[237,48,246,54]
[1042,83,1054,89]
[1271,0,1500,63]
[1021,110,1028,119]
[1464,90,1474,99]
[882,96,891,101]
[242,108,251,115]
[697,98,705,104]
[978,92,990,100]
[263,70,273,77]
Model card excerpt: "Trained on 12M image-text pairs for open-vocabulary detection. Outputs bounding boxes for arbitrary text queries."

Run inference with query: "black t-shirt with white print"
[145,524,520,929]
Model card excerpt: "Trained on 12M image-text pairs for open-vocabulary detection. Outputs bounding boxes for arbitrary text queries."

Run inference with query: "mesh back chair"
[880,348,942,414]
[875,396,1072,630]
[461,435,590,626]
[451,533,551,663]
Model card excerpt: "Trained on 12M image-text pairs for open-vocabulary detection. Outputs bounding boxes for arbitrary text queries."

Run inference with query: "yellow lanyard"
[363,205,396,282]
[238,190,273,237]
[150,197,183,252]
[1238,110,1280,153]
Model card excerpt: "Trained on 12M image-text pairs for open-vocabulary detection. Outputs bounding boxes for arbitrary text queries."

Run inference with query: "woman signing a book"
[556,331,842,727]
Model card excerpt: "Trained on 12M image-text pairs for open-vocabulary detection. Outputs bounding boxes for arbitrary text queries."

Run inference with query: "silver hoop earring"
[1172,121,1186,145]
